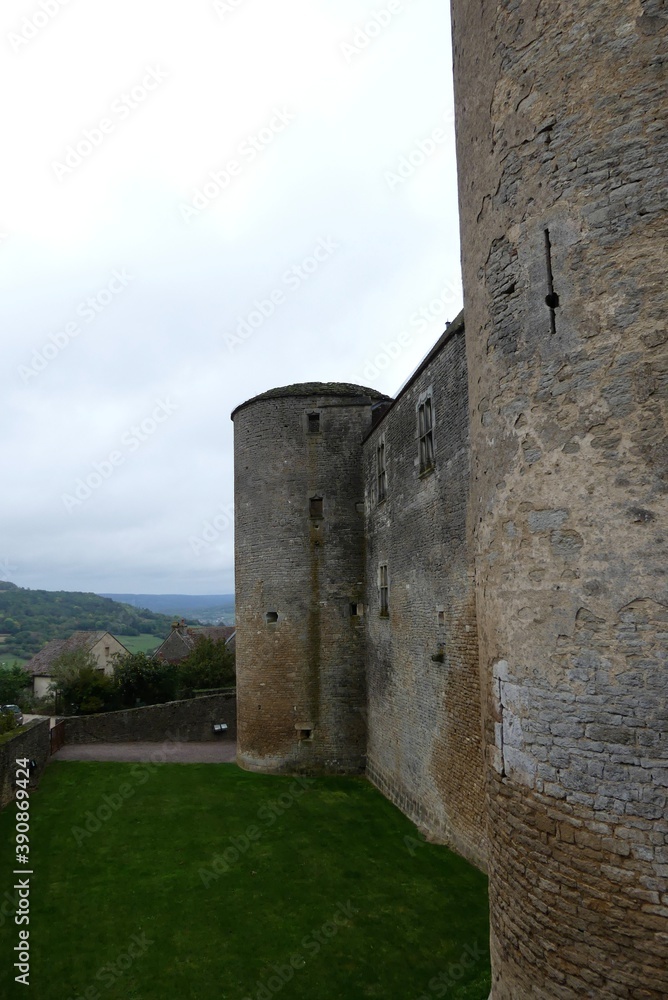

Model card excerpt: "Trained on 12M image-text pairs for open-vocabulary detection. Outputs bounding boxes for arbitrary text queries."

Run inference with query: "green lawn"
[0,764,490,1000]
[116,633,163,655]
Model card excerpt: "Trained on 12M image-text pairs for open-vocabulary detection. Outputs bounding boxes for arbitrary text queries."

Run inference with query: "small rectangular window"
[307,412,320,433]
[377,441,387,502]
[418,397,434,473]
[350,603,364,617]
[379,565,389,617]
[309,496,323,518]
[266,611,279,623]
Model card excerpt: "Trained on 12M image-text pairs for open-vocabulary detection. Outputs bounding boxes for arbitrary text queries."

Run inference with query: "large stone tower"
[232,382,390,774]
[450,2,667,997]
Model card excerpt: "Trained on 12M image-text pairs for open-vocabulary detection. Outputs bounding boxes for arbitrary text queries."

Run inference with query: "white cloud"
[0,0,461,594]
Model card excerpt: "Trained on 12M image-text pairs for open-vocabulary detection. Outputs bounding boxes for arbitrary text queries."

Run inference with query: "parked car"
[1,704,23,726]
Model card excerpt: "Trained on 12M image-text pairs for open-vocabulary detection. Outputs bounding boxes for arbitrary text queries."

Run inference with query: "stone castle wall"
[230,4,667,989]
[58,693,237,744]
[232,385,388,774]
[451,0,668,995]
[363,316,487,870]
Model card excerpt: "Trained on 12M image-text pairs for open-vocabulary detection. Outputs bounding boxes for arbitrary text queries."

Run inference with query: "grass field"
[0,764,490,1000]
[0,655,29,668]
[116,633,163,655]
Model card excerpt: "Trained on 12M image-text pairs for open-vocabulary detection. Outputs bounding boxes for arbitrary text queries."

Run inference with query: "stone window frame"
[309,495,324,519]
[417,388,435,475]
[378,563,389,618]
[306,410,321,434]
[376,435,387,504]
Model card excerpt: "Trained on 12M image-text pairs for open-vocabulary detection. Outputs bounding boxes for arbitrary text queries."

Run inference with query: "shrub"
[51,649,119,715]
[0,663,32,706]
[113,652,178,707]
[57,666,119,716]
[20,692,57,716]
[177,637,235,698]
[0,709,18,736]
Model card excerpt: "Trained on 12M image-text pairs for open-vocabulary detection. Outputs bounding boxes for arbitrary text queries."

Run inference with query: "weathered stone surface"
[232,386,388,774]
[363,320,487,870]
[0,721,50,810]
[59,693,237,743]
[451,0,668,995]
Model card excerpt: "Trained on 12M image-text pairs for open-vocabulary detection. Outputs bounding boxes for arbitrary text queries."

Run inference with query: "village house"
[25,631,129,699]
[152,621,236,664]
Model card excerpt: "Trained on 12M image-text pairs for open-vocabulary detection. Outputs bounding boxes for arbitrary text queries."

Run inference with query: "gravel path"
[51,741,237,763]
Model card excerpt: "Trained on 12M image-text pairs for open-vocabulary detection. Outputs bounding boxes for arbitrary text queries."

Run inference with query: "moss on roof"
[231,382,391,418]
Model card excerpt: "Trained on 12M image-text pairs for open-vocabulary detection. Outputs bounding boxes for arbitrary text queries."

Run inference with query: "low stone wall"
[59,693,237,744]
[0,720,51,810]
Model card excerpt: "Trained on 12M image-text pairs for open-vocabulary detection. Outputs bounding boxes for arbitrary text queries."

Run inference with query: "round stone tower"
[451,2,668,997]
[231,382,390,774]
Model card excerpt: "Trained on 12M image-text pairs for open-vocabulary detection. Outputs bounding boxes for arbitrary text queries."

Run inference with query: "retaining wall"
[59,693,237,744]
[0,720,51,810]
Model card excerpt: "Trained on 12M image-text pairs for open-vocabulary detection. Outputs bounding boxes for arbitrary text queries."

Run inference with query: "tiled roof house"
[153,622,236,664]
[25,631,129,698]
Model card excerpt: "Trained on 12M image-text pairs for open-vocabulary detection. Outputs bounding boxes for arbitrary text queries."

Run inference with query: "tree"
[0,709,18,736]
[51,649,119,715]
[177,637,235,697]
[51,648,99,687]
[112,652,178,707]
[60,667,118,715]
[0,664,31,706]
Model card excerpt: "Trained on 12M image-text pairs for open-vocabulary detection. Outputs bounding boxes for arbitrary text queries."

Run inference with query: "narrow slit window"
[418,397,434,473]
[377,441,387,502]
[307,412,320,434]
[309,496,323,518]
[544,228,559,335]
[379,565,389,617]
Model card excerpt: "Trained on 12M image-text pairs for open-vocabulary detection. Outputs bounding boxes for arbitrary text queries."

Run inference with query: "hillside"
[0,582,188,661]
[100,593,235,625]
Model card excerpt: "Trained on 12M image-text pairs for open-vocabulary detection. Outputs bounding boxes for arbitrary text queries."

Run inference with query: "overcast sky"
[1,0,462,596]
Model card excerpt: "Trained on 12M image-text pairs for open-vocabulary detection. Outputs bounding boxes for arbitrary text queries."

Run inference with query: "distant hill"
[100,594,235,626]
[0,583,185,661]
